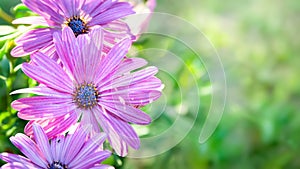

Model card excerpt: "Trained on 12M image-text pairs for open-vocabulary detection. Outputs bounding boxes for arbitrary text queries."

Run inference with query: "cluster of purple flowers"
[1,0,162,168]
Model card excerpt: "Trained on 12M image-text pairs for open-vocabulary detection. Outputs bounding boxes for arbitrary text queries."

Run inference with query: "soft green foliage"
[124,0,300,168]
[1,0,300,168]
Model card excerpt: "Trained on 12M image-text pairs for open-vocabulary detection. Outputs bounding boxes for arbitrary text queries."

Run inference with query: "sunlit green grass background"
[1,0,300,168]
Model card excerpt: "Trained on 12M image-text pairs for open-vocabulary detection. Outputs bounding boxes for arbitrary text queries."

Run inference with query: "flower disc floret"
[74,83,98,109]
[67,16,88,37]
[48,161,67,169]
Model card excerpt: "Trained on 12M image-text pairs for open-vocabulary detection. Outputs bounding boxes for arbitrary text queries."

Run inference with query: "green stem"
[5,59,15,114]
[0,8,14,23]
[5,76,13,113]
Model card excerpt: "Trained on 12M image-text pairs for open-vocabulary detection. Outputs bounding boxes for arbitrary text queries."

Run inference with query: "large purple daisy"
[11,0,135,58]
[11,27,163,156]
[0,124,112,169]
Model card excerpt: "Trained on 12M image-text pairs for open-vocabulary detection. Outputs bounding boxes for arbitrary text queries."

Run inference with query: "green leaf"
[13,4,30,12]
[13,3,36,18]
[0,40,15,60]
[0,41,8,60]
[0,56,10,77]
[0,112,16,131]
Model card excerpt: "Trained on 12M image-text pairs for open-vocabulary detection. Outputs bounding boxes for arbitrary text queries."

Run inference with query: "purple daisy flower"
[11,27,163,156]
[0,124,113,169]
[11,0,135,58]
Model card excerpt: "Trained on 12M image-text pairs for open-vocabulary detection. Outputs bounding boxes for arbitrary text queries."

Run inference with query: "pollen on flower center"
[48,161,67,169]
[74,83,98,109]
[67,16,88,37]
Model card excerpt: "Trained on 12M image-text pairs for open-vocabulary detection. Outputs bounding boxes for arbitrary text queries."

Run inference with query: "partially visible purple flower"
[121,0,156,38]
[11,27,163,156]
[0,124,113,169]
[124,0,156,14]
[11,0,135,58]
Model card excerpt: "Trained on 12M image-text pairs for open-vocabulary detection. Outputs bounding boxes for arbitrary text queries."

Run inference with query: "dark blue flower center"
[74,83,98,109]
[67,16,88,36]
[48,161,67,169]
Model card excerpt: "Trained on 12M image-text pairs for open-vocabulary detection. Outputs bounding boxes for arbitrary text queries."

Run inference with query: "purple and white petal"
[24,113,78,139]
[0,153,36,167]
[53,27,84,83]
[10,86,71,98]
[114,58,148,76]
[11,28,55,57]
[60,125,90,165]
[22,0,64,24]
[94,106,139,156]
[82,0,115,19]
[12,16,49,26]
[22,52,73,93]
[50,136,65,163]
[100,66,158,90]
[32,124,53,164]
[94,38,131,84]
[90,2,135,25]
[90,164,115,169]
[72,151,111,169]
[12,96,75,119]
[1,162,38,169]
[76,27,104,82]
[68,133,107,167]
[100,102,151,125]
[10,134,47,168]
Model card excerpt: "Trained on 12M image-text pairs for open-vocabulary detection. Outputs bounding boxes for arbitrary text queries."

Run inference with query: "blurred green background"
[1,0,300,168]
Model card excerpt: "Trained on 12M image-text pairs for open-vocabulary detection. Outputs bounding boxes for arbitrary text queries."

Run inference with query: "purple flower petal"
[32,124,53,164]
[0,153,36,167]
[100,102,151,125]
[81,109,102,135]
[53,27,87,83]
[68,133,107,167]
[94,38,131,84]
[11,28,54,57]
[93,107,128,156]
[114,58,147,76]
[60,125,90,165]
[82,0,115,18]
[77,27,104,82]
[101,77,163,105]
[90,2,135,25]
[90,164,115,169]
[10,86,71,98]
[94,106,140,155]
[102,20,135,41]
[72,151,111,169]
[24,114,79,139]
[12,96,75,119]
[22,52,73,93]
[1,162,38,169]
[10,134,47,168]
[100,66,158,90]
[50,136,65,162]
[22,0,63,23]
[61,126,90,164]
[56,0,85,18]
